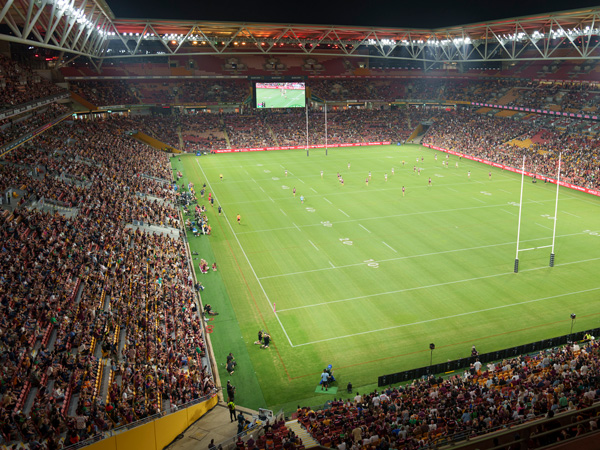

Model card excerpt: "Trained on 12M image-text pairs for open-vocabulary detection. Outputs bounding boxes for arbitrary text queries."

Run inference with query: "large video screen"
[255,82,306,109]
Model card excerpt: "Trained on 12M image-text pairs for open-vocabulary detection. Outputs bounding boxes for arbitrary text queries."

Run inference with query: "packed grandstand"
[1,2,600,450]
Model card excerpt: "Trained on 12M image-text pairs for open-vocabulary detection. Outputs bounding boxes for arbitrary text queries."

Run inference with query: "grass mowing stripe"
[276,256,600,314]
[257,230,591,280]
[195,160,295,348]
[535,222,553,231]
[182,144,600,410]
[236,198,566,235]
[291,286,600,347]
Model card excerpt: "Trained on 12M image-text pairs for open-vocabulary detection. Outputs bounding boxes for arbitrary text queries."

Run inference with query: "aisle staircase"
[267,123,278,146]
[70,91,97,110]
[286,420,319,449]
[221,117,231,148]
[496,87,520,106]
[133,131,180,153]
[177,125,184,149]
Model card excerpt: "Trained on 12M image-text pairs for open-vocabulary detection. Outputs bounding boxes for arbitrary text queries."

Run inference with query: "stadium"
[1,0,600,448]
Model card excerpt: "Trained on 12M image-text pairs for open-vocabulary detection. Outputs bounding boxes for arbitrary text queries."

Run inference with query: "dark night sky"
[106,0,600,28]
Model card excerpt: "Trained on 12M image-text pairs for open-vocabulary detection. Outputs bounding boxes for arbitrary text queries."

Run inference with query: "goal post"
[514,156,526,273]
[513,153,562,273]
[549,153,562,267]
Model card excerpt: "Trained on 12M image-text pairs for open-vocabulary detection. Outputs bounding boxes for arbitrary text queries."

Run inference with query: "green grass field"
[171,144,600,413]
[256,87,305,108]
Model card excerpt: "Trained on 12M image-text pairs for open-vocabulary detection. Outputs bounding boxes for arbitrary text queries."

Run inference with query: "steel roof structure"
[1,0,599,66]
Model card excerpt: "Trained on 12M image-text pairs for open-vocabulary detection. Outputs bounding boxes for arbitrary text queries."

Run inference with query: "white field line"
[311,188,318,193]
[237,198,566,236]
[359,224,371,233]
[280,209,287,217]
[258,230,592,280]
[329,261,336,268]
[308,240,319,251]
[338,209,350,217]
[268,196,275,203]
[563,211,581,218]
[291,285,600,347]
[382,241,397,253]
[535,222,553,231]
[251,177,266,193]
[298,178,305,184]
[222,178,516,203]
[472,197,486,203]
[447,187,459,193]
[323,198,333,205]
[499,189,512,194]
[501,209,517,216]
[293,222,301,232]
[195,160,295,347]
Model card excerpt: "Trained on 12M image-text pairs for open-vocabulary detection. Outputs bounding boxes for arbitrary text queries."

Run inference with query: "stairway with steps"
[286,419,320,448]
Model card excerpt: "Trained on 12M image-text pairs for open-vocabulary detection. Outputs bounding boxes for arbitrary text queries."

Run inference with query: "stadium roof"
[0,1,599,65]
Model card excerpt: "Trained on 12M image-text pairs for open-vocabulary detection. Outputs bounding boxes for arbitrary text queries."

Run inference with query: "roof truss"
[0,3,599,63]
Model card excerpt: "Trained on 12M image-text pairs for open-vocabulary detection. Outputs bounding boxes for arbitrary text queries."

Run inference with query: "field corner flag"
[273,303,276,313]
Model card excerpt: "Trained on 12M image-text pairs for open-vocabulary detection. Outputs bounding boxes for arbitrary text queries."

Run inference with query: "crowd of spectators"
[65,76,600,117]
[68,81,138,107]
[0,115,214,448]
[0,55,66,109]
[180,113,227,151]
[224,114,274,148]
[222,109,414,149]
[0,103,70,148]
[127,114,181,149]
[422,109,600,190]
[177,80,249,103]
[297,340,600,449]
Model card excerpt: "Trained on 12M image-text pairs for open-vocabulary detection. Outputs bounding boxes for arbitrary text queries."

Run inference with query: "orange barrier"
[85,395,218,450]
